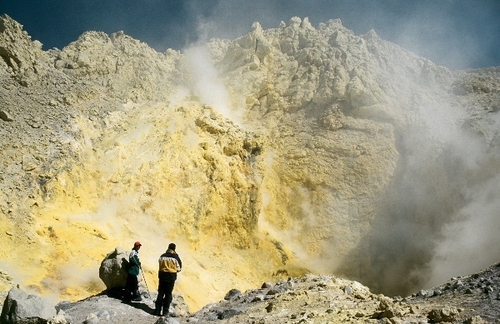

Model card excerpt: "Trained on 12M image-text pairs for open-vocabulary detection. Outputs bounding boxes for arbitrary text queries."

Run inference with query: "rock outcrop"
[0,288,57,324]
[1,13,500,312]
[99,247,130,291]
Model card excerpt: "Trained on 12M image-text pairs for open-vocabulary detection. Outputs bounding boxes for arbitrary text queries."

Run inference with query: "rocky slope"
[1,13,500,315]
[20,262,499,323]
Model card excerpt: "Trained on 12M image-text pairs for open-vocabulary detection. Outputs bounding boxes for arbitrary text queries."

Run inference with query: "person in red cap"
[123,241,142,301]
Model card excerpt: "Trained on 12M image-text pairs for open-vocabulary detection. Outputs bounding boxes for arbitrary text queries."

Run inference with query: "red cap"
[134,241,142,247]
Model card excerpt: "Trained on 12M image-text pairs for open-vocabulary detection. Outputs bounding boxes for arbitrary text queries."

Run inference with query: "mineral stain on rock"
[1,13,500,322]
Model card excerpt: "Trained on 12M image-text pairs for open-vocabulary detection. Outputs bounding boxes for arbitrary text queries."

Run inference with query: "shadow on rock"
[121,299,156,315]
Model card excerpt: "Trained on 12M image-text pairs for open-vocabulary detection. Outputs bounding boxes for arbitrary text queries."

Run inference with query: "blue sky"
[1,0,499,70]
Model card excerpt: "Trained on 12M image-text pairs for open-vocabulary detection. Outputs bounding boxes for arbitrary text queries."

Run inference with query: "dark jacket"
[158,249,182,281]
[128,249,141,276]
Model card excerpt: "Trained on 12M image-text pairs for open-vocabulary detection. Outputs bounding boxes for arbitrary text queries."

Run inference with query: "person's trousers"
[155,280,175,315]
[124,273,139,300]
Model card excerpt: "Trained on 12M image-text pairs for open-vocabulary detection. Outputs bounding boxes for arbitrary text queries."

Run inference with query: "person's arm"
[176,255,182,272]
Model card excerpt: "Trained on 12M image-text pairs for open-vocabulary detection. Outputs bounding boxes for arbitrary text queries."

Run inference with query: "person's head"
[168,243,176,251]
[134,241,142,250]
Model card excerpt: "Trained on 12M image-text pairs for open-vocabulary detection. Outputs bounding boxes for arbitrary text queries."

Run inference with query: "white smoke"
[426,172,500,287]
[182,43,242,123]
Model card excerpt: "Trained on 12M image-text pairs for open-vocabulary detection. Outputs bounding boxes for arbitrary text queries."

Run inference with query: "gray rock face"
[8,262,489,324]
[1,12,500,311]
[223,288,241,301]
[99,247,130,290]
[0,288,56,324]
[184,270,500,323]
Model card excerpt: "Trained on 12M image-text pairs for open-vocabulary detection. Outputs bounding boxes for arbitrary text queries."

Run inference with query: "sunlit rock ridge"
[1,14,500,311]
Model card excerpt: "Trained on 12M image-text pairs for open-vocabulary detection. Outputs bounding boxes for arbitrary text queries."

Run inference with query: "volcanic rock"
[0,288,57,324]
[99,247,130,291]
[1,12,500,317]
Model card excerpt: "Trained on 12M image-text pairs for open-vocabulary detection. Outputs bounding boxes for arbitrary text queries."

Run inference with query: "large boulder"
[0,287,57,324]
[99,247,129,290]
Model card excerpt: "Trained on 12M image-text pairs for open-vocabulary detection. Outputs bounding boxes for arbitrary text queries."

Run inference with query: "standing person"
[155,243,182,317]
[124,241,142,301]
